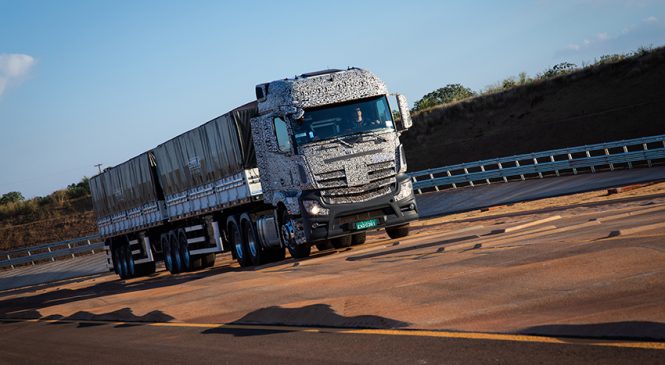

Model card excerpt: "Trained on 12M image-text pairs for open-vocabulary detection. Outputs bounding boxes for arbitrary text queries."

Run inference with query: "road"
[2,182,665,363]
[1,319,663,365]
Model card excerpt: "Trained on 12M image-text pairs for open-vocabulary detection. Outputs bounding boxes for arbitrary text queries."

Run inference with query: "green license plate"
[354,218,379,230]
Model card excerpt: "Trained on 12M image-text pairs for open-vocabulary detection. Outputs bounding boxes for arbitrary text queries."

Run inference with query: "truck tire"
[169,232,183,273]
[161,234,175,274]
[279,210,311,259]
[177,229,192,272]
[386,224,409,239]
[201,253,216,268]
[113,245,127,279]
[122,244,136,278]
[332,236,352,249]
[228,218,251,267]
[351,232,366,245]
[315,240,333,251]
[243,217,267,266]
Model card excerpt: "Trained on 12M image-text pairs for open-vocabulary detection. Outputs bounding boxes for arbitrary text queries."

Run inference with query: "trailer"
[90,68,419,279]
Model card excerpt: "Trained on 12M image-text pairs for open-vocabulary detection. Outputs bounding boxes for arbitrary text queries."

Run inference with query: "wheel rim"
[247,229,257,257]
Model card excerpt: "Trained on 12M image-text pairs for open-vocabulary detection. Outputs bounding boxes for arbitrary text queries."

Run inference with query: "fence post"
[27,250,34,266]
[480,165,490,184]
[533,157,543,179]
[68,243,75,258]
[446,170,457,189]
[463,167,474,187]
[515,161,525,181]
[6,254,14,269]
[568,153,577,175]
[604,148,614,171]
[585,150,596,173]
[88,239,95,254]
[550,155,560,176]
[412,176,422,195]
[623,145,633,169]
[497,162,508,183]
[429,173,439,192]
[47,246,55,261]
[643,143,652,168]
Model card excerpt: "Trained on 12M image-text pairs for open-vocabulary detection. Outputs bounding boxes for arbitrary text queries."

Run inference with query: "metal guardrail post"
[567,153,577,174]
[498,162,508,182]
[7,254,14,269]
[515,161,525,180]
[429,173,439,191]
[463,168,474,186]
[47,246,55,261]
[549,155,560,176]
[88,239,95,254]
[604,149,614,171]
[27,250,34,266]
[643,143,652,168]
[585,151,596,173]
[623,145,633,168]
[446,170,457,188]
[480,165,490,184]
[533,157,543,178]
[68,243,75,258]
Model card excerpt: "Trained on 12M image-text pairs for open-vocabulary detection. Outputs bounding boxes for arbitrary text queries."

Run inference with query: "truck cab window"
[274,116,291,153]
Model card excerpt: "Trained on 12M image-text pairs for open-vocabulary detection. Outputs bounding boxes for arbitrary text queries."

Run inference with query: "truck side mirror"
[396,94,413,131]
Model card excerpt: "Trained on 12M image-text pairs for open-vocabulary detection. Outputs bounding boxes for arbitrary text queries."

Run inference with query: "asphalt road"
[1,320,663,365]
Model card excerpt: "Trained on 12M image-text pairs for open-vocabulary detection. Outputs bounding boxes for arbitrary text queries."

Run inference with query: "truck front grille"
[315,160,396,204]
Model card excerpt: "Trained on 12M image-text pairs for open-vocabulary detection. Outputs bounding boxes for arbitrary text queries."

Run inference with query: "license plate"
[354,218,378,230]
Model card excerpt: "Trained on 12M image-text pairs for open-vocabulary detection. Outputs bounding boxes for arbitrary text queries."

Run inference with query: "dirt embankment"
[401,47,665,171]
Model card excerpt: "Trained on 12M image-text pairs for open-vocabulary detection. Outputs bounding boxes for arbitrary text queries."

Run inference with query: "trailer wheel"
[386,224,410,239]
[177,229,192,272]
[279,210,311,259]
[351,232,367,245]
[113,245,127,279]
[161,234,175,274]
[122,244,136,278]
[243,217,266,266]
[169,232,183,273]
[332,236,352,249]
[201,253,216,268]
[228,218,251,267]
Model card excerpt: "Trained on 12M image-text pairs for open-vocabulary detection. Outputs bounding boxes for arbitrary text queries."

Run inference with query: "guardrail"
[0,234,103,269]
[408,134,665,194]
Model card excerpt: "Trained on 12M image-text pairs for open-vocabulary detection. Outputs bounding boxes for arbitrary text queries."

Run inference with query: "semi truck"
[89,68,419,279]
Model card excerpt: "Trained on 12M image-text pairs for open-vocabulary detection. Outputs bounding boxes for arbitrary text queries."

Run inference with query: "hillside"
[401,46,665,170]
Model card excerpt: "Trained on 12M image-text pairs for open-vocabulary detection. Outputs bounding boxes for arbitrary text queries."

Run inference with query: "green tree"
[0,191,24,205]
[412,83,476,112]
[66,176,91,199]
[539,62,578,79]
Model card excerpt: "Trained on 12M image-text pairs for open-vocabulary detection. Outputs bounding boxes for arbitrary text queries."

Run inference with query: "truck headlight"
[303,200,329,216]
[395,180,413,201]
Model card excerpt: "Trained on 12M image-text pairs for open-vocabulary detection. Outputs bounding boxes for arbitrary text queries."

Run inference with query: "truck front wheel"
[386,224,410,239]
[279,210,311,259]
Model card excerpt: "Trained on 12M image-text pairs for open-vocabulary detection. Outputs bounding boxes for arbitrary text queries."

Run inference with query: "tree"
[0,191,24,205]
[539,62,578,79]
[66,176,91,199]
[412,84,476,112]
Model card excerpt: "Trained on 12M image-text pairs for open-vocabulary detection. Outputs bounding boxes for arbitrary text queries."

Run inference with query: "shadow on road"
[0,264,238,320]
[346,235,479,261]
[202,303,410,337]
[520,321,665,341]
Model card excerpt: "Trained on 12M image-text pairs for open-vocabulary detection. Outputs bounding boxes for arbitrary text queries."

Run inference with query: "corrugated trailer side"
[89,152,165,238]
[154,101,262,220]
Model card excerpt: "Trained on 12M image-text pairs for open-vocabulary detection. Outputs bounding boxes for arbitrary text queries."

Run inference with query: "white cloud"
[596,32,609,40]
[567,43,581,51]
[0,53,35,97]
[644,16,658,23]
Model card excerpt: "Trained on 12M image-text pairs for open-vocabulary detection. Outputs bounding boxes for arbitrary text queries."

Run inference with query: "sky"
[1,0,664,198]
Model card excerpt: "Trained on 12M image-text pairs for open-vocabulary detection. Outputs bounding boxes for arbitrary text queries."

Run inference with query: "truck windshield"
[292,96,394,146]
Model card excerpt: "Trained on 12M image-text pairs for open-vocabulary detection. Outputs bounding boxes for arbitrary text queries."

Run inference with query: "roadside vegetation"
[410,45,656,113]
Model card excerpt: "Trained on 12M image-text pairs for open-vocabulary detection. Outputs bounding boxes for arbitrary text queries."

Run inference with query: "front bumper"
[299,175,419,242]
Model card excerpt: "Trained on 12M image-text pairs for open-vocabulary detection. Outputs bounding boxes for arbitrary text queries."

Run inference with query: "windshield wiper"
[334,137,354,148]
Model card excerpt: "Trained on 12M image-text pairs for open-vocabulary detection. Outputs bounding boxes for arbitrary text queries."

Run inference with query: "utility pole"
[95,164,102,174]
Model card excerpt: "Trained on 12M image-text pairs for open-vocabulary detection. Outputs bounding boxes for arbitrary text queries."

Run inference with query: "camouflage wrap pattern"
[258,68,388,114]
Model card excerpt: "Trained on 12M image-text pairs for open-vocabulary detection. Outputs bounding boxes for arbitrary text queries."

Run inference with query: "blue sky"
[1,0,664,198]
